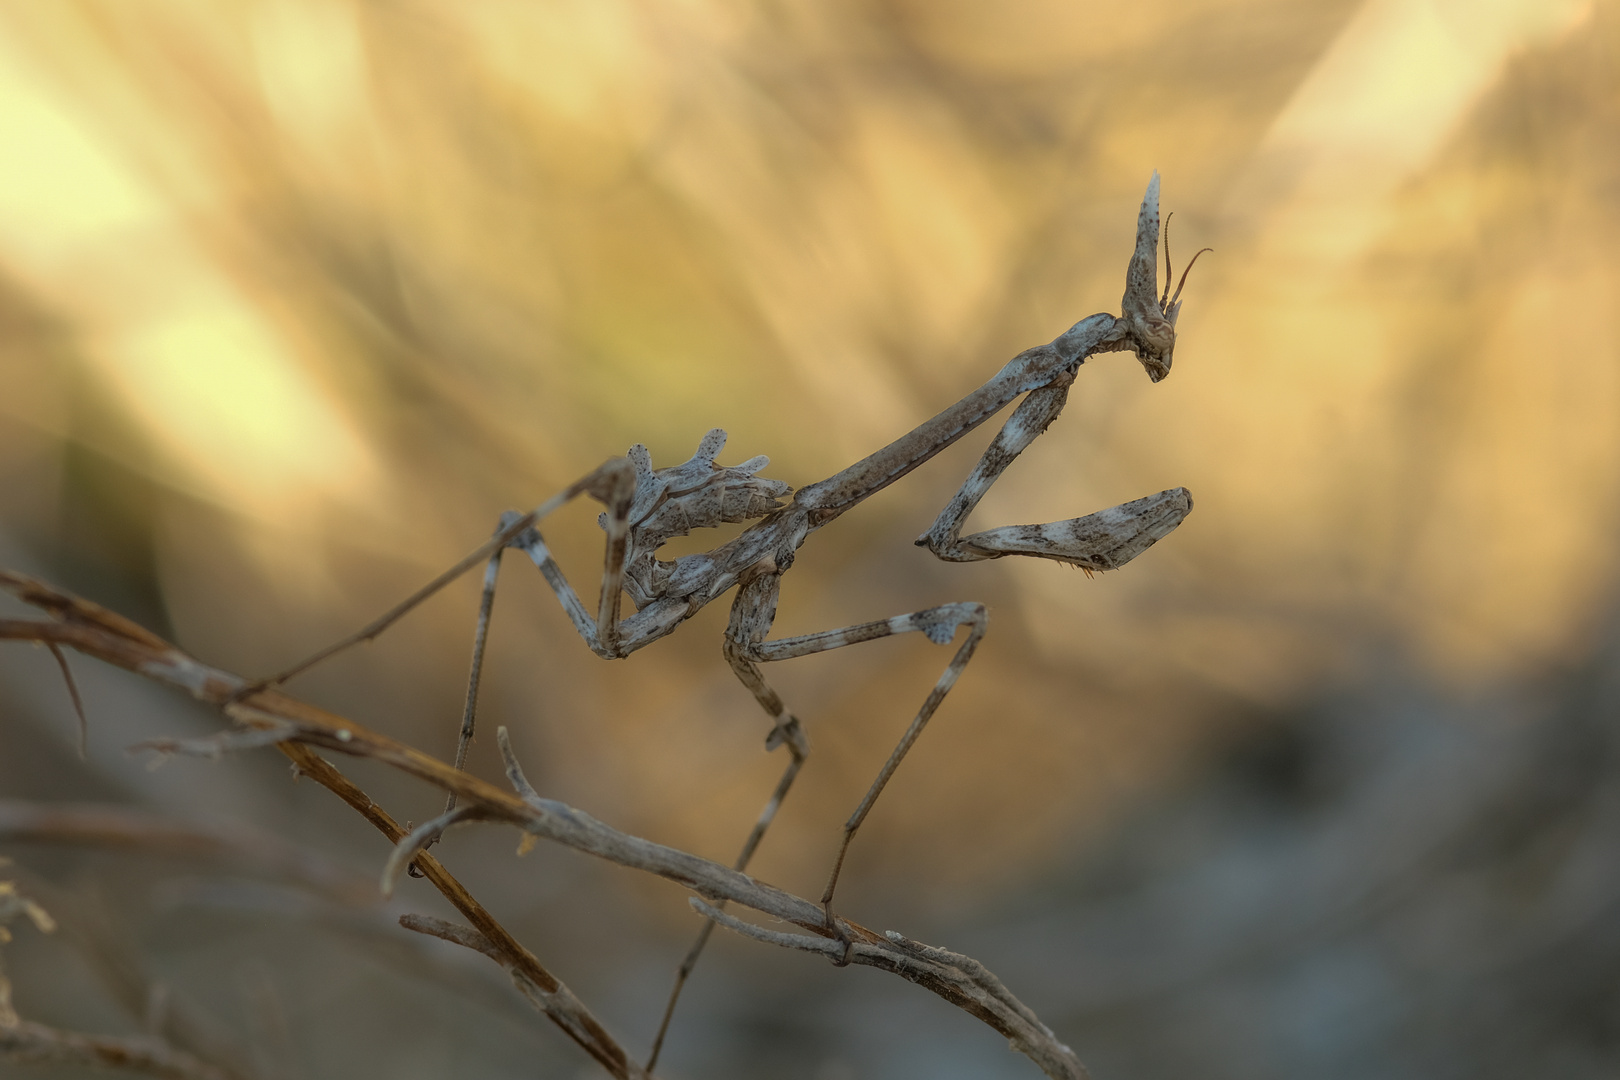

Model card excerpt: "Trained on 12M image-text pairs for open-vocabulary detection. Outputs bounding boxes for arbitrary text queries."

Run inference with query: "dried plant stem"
[0,572,647,1080]
[0,1019,238,1080]
[0,570,1089,1080]
[272,745,650,1080]
[43,642,87,757]
[0,800,372,904]
[399,913,628,1059]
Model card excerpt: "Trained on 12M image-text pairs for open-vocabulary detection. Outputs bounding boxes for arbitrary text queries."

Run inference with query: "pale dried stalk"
[0,570,1086,1079]
[270,743,652,1080]
[689,901,1084,1079]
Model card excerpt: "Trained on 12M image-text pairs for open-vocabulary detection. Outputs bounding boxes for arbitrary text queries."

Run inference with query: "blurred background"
[0,0,1617,1077]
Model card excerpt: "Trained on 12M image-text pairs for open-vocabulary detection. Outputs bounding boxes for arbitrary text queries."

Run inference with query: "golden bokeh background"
[1,2,1617,1077]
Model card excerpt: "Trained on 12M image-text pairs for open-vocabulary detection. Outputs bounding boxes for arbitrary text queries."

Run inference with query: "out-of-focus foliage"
[0,1,1616,1078]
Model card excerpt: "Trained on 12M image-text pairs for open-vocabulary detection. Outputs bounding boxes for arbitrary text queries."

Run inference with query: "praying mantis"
[241,171,1203,1070]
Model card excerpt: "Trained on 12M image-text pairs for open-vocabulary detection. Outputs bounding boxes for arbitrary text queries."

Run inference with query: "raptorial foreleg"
[915,379,1192,571]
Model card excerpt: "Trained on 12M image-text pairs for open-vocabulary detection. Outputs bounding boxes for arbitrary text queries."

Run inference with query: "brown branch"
[0,570,1087,1079]
[0,572,647,1080]
[398,913,640,1059]
[0,1019,236,1080]
[43,642,87,757]
[270,745,649,1080]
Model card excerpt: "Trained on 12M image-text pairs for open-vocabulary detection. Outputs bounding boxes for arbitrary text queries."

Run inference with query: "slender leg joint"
[823,898,854,967]
[766,715,809,758]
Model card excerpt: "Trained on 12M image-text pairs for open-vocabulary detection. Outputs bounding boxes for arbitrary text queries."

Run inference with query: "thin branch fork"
[0,569,1088,1080]
[0,570,648,1080]
[260,744,650,1080]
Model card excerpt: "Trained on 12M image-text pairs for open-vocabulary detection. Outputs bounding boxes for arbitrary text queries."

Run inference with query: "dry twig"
[0,568,1088,1078]
[0,1020,236,1080]
[0,570,648,1080]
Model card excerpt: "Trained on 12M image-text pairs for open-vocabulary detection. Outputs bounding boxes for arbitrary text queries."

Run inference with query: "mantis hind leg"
[745,603,989,958]
[647,582,987,1067]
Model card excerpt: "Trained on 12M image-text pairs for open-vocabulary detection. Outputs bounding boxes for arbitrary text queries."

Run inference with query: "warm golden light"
[0,0,1615,961]
[0,16,375,528]
[3,3,1619,1075]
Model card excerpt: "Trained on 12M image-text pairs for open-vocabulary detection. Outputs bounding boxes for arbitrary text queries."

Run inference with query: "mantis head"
[1120,172,1210,383]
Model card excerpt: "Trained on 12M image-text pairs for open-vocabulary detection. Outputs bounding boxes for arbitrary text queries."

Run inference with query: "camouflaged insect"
[265,173,1206,1074]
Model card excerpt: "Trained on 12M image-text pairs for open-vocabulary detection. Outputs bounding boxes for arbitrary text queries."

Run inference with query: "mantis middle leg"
[443,457,640,797]
[422,460,641,861]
